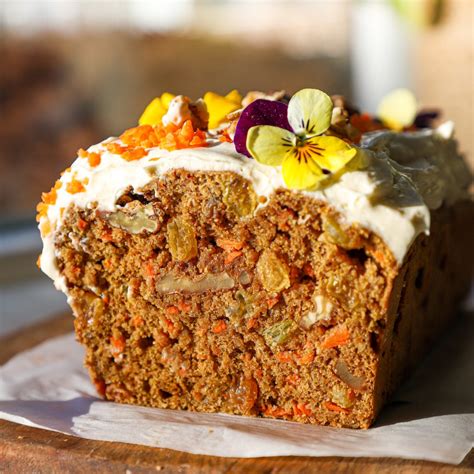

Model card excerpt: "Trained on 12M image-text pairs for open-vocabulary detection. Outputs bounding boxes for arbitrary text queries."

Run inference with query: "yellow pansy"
[203,89,242,129]
[377,88,417,131]
[246,89,357,190]
[139,92,176,126]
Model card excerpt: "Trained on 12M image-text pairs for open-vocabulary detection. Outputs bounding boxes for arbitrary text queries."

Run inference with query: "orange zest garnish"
[320,325,350,350]
[36,180,62,222]
[119,120,208,154]
[66,177,87,194]
[324,401,350,414]
[79,148,101,167]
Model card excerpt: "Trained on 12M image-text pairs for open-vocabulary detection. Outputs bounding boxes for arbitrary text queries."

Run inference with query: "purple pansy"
[234,99,291,157]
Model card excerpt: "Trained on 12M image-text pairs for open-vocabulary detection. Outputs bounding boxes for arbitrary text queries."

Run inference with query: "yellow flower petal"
[306,136,357,173]
[204,91,242,129]
[288,88,333,136]
[161,92,176,108]
[225,89,243,105]
[247,125,294,166]
[138,97,167,126]
[377,88,417,131]
[281,153,324,190]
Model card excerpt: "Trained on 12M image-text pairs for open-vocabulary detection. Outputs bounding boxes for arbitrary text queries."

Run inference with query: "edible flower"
[203,90,242,129]
[377,88,441,131]
[377,88,417,131]
[139,92,176,126]
[237,88,357,190]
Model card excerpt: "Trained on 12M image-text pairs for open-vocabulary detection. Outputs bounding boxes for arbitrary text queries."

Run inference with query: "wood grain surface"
[0,313,472,473]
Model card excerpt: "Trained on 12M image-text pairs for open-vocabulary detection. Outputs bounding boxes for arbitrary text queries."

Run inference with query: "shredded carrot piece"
[286,374,301,386]
[166,305,179,315]
[177,300,191,313]
[303,263,314,277]
[324,401,350,414]
[77,218,88,231]
[295,346,315,365]
[143,261,155,277]
[216,238,245,251]
[263,405,290,417]
[224,250,242,265]
[131,315,144,327]
[212,320,227,334]
[267,297,279,309]
[110,335,126,354]
[320,325,350,350]
[276,351,293,363]
[101,230,113,242]
[246,316,258,330]
[293,402,313,417]
[101,294,110,304]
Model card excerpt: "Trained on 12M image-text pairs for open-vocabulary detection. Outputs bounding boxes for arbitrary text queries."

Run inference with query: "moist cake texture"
[37,88,473,428]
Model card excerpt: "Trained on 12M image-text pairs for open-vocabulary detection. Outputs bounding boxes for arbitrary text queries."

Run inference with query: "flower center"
[286,136,325,163]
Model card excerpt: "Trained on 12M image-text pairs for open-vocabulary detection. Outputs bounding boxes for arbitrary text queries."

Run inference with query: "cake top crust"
[37,88,471,291]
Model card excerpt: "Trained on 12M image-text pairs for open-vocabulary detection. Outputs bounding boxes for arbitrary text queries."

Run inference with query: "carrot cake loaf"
[37,88,473,428]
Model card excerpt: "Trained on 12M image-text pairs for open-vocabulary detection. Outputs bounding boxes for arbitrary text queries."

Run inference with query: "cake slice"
[37,88,473,428]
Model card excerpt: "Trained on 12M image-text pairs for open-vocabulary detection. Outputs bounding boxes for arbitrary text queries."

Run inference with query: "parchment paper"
[1,312,473,465]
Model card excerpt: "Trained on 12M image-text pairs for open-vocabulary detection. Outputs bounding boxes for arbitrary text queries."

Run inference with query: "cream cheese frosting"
[39,122,470,292]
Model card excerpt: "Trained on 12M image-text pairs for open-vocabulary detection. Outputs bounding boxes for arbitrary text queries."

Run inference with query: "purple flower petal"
[414,109,440,128]
[234,99,291,157]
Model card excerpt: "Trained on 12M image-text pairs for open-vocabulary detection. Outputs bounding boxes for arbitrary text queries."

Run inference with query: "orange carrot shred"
[216,238,245,251]
[267,297,279,309]
[224,250,242,265]
[276,351,293,363]
[212,320,227,334]
[166,306,179,315]
[320,325,350,350]
[177,300,191,313]
[324,401,350,414]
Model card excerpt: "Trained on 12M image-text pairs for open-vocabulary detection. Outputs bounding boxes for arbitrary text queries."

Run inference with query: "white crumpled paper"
[0,313,473,465]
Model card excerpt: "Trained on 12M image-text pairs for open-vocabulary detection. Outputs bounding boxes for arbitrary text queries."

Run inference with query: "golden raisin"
[223,178,257,217]
[228,377,259,414]
[256,249,290,293]
[167,216,198,262]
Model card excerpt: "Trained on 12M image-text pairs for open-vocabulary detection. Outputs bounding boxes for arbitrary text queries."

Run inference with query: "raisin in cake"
[37,89,473,428]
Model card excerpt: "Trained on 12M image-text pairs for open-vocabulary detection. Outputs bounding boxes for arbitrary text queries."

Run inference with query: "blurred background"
[0,0,473,335]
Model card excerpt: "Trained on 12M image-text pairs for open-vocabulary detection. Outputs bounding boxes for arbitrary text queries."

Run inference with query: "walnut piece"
[299,294,334,330]
[106,203,157,234]
[162,95,209,129]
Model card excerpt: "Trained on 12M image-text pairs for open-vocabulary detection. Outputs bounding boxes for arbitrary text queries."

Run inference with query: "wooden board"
[0,313,472,473]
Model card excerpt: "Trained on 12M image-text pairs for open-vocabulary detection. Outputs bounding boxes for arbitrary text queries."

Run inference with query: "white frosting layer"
[39,122,470,291]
